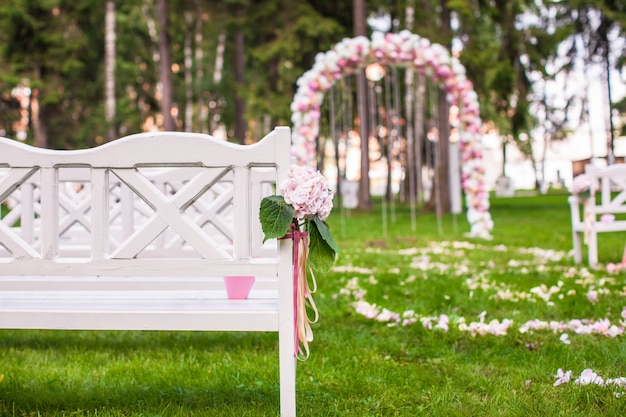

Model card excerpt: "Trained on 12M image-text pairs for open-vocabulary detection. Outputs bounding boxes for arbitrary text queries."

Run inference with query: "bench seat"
[0,289,280,331]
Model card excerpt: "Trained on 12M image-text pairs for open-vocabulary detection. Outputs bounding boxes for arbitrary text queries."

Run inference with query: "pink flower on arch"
[289,30,492,238]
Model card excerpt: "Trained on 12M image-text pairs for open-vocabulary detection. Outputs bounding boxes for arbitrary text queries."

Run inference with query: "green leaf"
[259,195,294,242]
[312,215,339,254]
[307,221,337,276]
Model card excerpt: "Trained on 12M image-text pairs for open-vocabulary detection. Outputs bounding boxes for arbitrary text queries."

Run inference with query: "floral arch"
[289,30,493,239]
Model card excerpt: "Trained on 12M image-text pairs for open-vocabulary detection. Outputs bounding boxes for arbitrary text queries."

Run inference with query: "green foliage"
[0,0,623,154]
[243,0,348,127]
[312,215,338,254]
[0,0,105,148]
[258,195,294,242]
[307,216,338,276]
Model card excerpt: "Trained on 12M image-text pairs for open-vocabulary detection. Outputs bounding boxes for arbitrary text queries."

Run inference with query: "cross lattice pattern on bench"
[0,126,298,416]
[569,163,626,268]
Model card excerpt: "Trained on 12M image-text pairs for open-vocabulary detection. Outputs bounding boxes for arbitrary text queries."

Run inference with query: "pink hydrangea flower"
[281,165,333,221]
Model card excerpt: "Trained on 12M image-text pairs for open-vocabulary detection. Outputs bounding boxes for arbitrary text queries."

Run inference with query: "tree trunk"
[234,10,246,144]
[104,0,116,142]
[415,74,425,203]
[436,90,451,213]
[195,5,206,133]
[434,0,451,213]
[604,32,615,164]
[540,133,548,193]
[31,88,47,148]
[184,11,193,132]
[502,141,507,176]
[214,30,226,84]
[353,0,371,211]
[31,63,47,148]
[404,0,416,208]
[157,0,175,131]
[212,29,226,134]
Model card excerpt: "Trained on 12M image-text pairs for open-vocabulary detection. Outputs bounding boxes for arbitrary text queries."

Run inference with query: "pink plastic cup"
[223,276,256,300]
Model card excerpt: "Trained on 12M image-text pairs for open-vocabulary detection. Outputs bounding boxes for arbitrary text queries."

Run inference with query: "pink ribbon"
[281,224,317,359]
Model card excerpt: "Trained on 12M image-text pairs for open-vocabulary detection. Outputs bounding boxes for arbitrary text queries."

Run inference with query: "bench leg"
[587,232,598,268]
[279,330,297,417]
[572,230,582,264]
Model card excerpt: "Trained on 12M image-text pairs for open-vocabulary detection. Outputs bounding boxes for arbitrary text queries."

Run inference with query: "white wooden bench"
[569,163,626,267]
[0,127,298,416]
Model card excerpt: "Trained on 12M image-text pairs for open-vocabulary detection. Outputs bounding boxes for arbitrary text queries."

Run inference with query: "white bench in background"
[569,163,626,267]
[0,127,298,416]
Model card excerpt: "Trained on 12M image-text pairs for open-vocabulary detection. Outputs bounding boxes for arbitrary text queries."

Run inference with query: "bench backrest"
[0,127,292,279]
[2,166,278,258]
[586,164,626,215]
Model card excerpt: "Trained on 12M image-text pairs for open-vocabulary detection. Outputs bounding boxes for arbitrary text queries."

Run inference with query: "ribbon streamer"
[282,224,319,360]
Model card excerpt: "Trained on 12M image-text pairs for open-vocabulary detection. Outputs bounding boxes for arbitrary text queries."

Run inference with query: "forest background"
[0,0,624,189]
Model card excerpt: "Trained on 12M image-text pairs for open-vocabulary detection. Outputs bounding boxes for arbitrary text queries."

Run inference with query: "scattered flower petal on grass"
[458,316,514,337]
[333,265,375,274]
[576,369,604,386]
[587,288,599,303]
[519,317,625,337]
[336,242,626,341]
[554,369,572,386]
[554,369,626,398]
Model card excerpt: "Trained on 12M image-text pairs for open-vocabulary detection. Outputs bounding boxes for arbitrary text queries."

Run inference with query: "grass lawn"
[2,192,626,416]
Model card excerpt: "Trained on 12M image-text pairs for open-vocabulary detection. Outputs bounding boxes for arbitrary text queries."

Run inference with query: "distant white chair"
[340,180,359,209]
[569,164,626,267]
[494,175,515,197]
